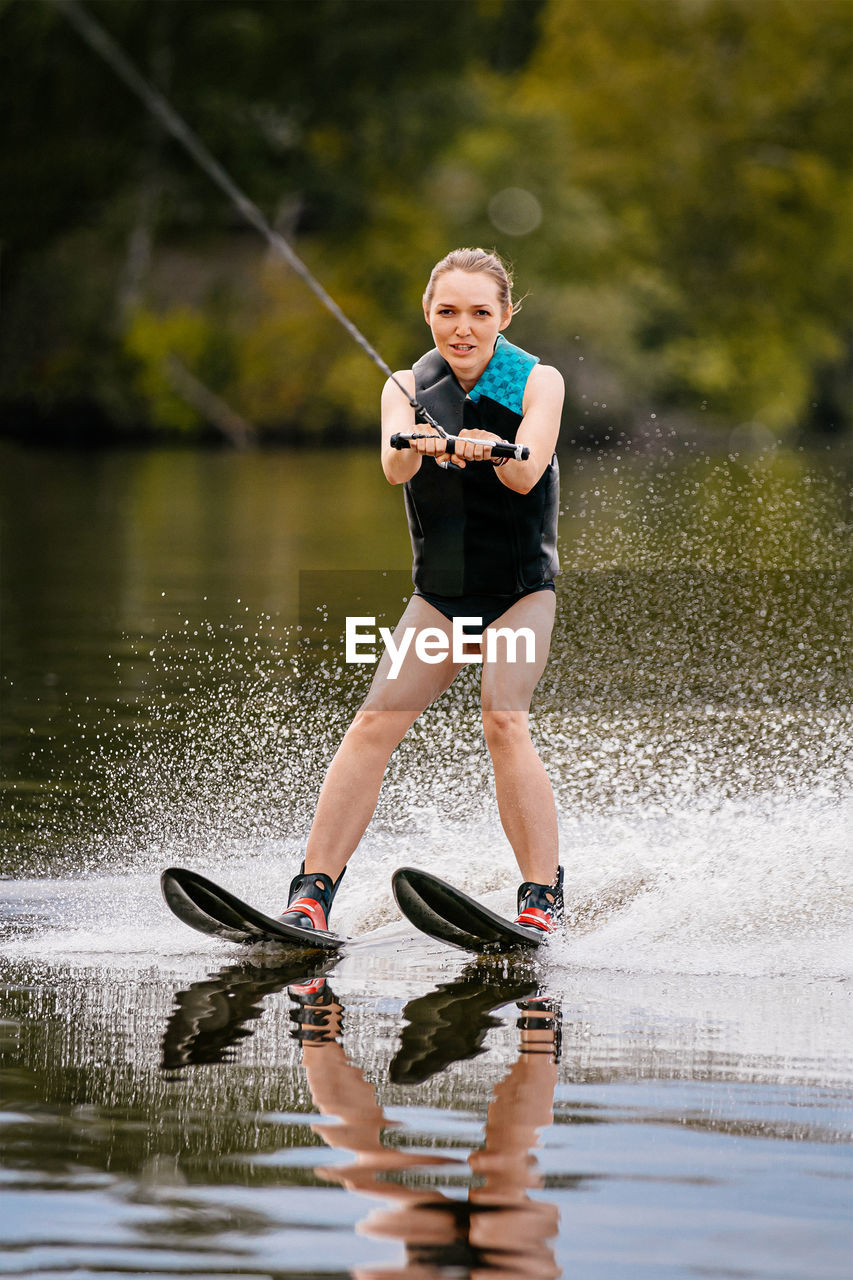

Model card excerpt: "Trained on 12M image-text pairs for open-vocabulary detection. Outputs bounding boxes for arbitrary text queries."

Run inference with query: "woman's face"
[424,269,512,389]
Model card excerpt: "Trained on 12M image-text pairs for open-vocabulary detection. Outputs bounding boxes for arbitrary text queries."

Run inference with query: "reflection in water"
[3,953,850,1277]
[390,966,539,1085]
[301,978,562,1280]
[162,963,563,1279]
[161,955,336,1069]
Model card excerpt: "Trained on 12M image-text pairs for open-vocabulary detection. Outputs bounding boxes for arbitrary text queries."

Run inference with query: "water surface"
[1,438,851,1277]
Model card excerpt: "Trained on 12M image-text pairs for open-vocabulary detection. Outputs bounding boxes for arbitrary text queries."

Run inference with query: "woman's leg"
[304,597,464,880]
[480,590,559,885]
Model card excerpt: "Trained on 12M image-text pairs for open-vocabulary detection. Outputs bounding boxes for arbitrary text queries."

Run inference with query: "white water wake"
[3,786,849,983]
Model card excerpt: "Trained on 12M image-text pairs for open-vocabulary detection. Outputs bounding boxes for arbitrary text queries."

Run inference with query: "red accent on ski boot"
[280,863,345,933]
[515,866,564,934]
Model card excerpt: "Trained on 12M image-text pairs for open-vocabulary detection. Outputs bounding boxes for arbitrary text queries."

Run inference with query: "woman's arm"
[381,371,419,484]
[496,363,564,495]
[382,362,563,489]
[380,370,454,484]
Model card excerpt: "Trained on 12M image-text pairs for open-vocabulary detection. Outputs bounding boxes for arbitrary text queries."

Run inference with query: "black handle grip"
[390,432,529,461]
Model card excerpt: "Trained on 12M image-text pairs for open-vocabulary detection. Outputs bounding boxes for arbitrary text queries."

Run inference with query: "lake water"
[1,437,851,1278]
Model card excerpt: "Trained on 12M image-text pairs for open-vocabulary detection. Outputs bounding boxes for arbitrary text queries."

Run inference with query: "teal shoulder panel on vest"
[468,335,539,417]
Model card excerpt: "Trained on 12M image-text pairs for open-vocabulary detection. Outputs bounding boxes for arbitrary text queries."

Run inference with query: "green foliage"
[0,0,848,441]
[125,305,210,434]
[501,0,853,430]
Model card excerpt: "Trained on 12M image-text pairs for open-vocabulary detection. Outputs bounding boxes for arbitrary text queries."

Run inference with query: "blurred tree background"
[0,0,850,445]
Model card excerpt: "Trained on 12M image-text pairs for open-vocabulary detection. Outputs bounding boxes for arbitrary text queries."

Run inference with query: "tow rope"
[49,0,447,436]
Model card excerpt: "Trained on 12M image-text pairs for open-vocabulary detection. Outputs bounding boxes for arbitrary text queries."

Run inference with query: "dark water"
[1,439,851,1278]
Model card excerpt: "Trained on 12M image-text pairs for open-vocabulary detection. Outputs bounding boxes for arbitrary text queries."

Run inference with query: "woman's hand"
[410,427,503,470]
[441,427,504,469]
[408,431,454,460]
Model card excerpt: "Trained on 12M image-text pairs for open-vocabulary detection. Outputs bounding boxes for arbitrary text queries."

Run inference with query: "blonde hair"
[423,247,516,314]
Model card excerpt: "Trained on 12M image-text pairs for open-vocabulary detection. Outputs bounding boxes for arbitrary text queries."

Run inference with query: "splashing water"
[2,445,850,981]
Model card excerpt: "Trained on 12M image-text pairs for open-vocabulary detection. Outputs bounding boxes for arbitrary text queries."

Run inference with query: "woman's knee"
[481,706,530,751]
[346,702,413,752]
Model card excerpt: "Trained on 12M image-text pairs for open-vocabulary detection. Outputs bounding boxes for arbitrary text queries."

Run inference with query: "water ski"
[161,867,343,952]
[392,866,546,954]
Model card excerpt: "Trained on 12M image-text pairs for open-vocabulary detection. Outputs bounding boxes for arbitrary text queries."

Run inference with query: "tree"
[496,0,853,431]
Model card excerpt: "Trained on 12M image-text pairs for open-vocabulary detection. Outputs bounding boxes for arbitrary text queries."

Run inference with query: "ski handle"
[390,432,529,461]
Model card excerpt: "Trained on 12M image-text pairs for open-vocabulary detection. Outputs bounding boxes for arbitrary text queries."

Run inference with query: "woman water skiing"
[281,248,565,938]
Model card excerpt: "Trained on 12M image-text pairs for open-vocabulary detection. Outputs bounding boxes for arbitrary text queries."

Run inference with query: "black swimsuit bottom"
[414,582,555,635]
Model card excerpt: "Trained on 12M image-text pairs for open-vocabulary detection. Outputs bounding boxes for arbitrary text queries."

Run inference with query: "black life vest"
[403,339,560,595]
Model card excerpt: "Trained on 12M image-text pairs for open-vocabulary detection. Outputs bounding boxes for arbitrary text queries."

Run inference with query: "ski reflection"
[162,964,562,1278]
[161,954,335,1069]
